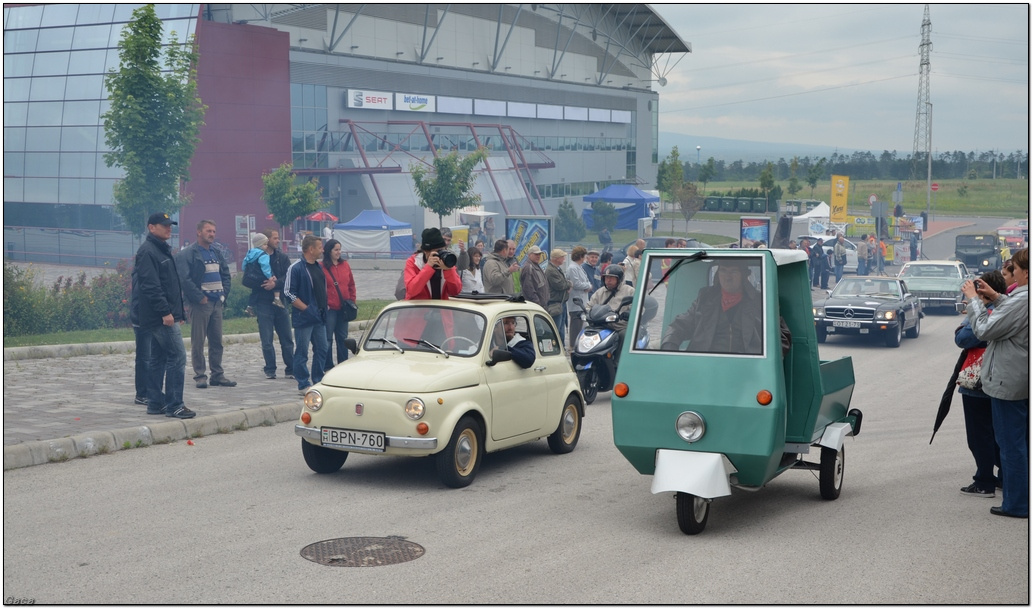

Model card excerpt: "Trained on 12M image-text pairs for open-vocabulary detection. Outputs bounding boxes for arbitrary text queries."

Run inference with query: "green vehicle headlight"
[676,411,705,443]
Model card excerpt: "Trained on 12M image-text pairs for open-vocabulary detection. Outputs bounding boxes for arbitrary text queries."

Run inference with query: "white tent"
[792,202,832,235]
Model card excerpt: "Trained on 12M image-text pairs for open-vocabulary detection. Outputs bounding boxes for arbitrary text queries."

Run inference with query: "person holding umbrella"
[961,248,1029,519]
[950,270,1007,498]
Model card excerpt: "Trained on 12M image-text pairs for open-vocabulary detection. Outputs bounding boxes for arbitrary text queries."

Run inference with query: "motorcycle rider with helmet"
[586,264,636,363]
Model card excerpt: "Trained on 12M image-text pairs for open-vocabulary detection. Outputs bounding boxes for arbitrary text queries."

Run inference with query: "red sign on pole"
[931,183,939,192]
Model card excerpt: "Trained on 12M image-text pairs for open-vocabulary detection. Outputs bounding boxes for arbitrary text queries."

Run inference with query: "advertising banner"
[506,216,552,266]
[395,92,436,113]
[740,216,770,248]
[347,89,393,110]
[830,175,849,223]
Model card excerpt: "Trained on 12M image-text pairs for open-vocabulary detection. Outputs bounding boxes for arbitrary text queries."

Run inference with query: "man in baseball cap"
[520,245,549,309]
[147,212,178,226]
[131,212,194,419]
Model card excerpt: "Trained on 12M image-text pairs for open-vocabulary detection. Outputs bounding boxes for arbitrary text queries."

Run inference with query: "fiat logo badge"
[355,403,364,415]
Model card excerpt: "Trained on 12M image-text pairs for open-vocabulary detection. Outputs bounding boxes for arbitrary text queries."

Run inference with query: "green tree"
[657,146,684,203]
[591,201,618,234]
[102,4,206,229]
[806,157,827,197]
[698,157,716,194]
[261,163,323,230]
[787,157,803,198]
[759,162,775,204]
[555,199,586,241]
[677,181,703,222]
[410,148,490,226]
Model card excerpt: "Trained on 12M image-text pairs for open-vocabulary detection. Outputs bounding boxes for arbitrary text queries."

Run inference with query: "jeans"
[146,323,186,412]
[133,325,152,400]
[293,322,329,390]
[962,393,999,491]
[324,308,350,370]
[991,397,1029,516]
[552,305,566,348]
[876,255,885,275]
[256,300,293,376]
[857,259,868,276]
[189,299,225,382]
[834,263,844,283]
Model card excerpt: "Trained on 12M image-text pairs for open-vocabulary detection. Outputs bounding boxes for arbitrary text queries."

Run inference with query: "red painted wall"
[181,20,291,267]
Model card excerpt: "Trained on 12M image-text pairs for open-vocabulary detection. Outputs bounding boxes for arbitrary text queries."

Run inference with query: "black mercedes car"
[812,276,923,348]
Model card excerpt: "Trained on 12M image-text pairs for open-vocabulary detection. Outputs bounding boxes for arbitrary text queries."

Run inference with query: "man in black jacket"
[131,213,195,419]
[252,229,294,379]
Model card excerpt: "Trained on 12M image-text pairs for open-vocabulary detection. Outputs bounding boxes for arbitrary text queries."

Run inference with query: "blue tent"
[333,210,413,259]
[581,185,660,230]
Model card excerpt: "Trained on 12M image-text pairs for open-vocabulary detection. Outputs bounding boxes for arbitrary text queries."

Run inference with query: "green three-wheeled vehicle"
[611,248,863,534]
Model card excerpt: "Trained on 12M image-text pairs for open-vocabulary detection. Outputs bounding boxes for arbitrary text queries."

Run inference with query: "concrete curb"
[3,402,301,470]
[3,332,262,361]
[5,320,375,361]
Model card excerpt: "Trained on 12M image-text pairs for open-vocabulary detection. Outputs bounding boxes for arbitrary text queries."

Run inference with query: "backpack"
[242,257,266,289]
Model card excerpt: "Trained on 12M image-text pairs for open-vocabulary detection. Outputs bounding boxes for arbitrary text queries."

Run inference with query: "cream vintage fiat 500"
[295,293,584,487]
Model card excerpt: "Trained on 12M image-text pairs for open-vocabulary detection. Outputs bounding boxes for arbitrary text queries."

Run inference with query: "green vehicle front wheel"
[676,492,710,535]
[819,445,844,500]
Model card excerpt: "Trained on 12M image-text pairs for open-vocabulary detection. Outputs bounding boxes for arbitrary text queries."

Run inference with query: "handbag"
[326,263,357,322]
[957,347,984,390]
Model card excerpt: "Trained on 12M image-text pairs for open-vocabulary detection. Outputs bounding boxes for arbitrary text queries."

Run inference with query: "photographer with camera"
[404,227,462,300]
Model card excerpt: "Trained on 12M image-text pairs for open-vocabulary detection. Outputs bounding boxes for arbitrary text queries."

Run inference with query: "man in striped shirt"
[177,219,236,389]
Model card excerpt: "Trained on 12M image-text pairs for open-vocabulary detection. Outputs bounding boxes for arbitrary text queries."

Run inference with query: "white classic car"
[295,293,584,487]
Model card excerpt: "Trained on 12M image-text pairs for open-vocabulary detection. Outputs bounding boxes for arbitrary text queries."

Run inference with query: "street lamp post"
[696,145,702,181]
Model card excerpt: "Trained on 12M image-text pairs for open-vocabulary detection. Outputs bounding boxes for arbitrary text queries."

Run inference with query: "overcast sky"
[650,4,1029,155]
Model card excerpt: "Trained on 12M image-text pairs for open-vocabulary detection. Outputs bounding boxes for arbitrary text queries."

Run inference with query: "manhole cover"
[300,536,425,567]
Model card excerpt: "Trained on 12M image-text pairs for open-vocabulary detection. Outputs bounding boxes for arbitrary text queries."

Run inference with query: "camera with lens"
[436,248,457,269]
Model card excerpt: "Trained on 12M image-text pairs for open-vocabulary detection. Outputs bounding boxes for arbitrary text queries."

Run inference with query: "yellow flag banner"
[829,175,849,223]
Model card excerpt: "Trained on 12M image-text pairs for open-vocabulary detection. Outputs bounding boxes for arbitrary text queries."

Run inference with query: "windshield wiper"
[650,251,709,295]
[368,337,404,353]
[403,337,448,357]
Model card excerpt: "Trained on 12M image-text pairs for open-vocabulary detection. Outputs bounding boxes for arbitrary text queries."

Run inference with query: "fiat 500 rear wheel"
[436,416,483,488]
[547,395,582,454]
[301,439,348,474]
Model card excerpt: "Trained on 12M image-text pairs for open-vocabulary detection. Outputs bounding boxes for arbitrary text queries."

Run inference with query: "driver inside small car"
[490,316,536,368]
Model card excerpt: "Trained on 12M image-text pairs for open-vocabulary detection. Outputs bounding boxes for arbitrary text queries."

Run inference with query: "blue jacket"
[283,258,325,329]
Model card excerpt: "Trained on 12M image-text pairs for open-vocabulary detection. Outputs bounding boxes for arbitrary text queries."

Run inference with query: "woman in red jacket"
[395,228,463,344]
[321,239,357,369]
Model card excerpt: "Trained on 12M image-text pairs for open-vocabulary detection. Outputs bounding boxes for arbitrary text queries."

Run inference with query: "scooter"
[571,296,656,404]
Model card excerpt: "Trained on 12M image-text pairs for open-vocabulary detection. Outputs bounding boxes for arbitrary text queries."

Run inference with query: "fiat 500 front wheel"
[436,416,483,488]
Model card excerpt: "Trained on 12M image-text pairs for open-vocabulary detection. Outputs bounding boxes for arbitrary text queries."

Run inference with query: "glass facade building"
[4,4,686,265]
[4,4,199,231]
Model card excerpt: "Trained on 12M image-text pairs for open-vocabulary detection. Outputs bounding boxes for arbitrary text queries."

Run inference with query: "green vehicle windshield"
[635,253,767,356]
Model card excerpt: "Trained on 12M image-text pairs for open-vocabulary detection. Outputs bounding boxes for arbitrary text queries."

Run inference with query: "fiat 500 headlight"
[304,389,323,411]
[405,397,425,420]
[676,411,706,443]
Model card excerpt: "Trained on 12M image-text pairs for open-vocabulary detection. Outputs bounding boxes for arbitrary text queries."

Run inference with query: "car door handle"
[534,366,547,372]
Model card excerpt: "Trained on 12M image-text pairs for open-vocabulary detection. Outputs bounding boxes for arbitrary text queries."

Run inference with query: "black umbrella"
[930,349,968,444]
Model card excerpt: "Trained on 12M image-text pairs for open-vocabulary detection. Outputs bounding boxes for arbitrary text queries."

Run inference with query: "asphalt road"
[2,309,1028,604]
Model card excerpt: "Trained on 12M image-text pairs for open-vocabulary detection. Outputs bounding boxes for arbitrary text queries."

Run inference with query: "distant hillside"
[660,132,858,164]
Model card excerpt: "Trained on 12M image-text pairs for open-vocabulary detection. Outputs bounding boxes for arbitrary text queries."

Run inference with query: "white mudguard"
[650,450,737,499]
[817,422,853,451]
